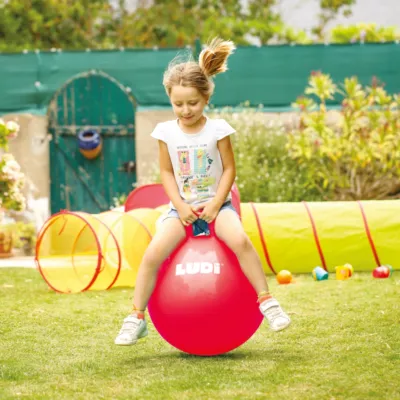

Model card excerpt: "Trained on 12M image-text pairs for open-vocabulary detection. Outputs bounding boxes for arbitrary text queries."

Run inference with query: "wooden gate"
[48,70,136,214]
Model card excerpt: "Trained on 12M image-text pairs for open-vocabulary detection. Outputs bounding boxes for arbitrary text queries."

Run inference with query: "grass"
[0,268,399,400]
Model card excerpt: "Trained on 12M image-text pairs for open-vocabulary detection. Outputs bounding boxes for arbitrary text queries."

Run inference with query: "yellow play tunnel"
[243,200,400,275]
[36,208,160,293]
[36,200,399,293]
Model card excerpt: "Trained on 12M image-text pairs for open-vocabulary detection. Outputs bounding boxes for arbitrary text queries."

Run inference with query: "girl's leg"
[132,217,186,312]
[215,210,291,331]
[115,217,186,345]
[214,210,269,294]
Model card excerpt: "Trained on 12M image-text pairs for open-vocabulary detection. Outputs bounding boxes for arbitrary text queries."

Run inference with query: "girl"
[115,38,291,346]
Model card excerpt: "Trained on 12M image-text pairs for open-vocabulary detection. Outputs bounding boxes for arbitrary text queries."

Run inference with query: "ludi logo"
[175,262,221,276]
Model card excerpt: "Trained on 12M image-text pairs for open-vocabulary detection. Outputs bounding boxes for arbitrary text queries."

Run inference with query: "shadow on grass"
[122,347,303,364]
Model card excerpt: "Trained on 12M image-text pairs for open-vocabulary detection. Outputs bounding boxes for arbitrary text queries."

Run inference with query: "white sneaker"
[259,298,291,332]
[114,315,148,345]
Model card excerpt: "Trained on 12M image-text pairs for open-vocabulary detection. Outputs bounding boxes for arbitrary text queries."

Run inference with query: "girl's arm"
[214,135,236,207]
[159,140,185,209]
[159,140,198,225]
[195,136,236,221]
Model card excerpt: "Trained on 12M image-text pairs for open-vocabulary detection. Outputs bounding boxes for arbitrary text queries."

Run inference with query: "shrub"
[210,107,324,203]
[330,23,400,44]
[11,221,37,255]
[288,72,400,200]
[0,119,25,212]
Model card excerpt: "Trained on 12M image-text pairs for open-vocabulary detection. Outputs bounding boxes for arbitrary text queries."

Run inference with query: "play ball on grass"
[372,266,390,279]
[276,270,293,284]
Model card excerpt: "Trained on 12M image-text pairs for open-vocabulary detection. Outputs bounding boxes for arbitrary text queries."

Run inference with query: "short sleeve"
[215,119,236,140]
[150,123,167,143]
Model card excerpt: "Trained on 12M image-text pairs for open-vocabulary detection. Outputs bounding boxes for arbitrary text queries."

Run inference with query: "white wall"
[275,0,400,34]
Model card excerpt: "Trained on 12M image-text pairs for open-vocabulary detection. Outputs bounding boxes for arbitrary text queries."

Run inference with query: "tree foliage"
[7,0,394,51]
[313,0,356,41]
[0,0,113,51]
[0,0,309,51]
[100,0,297,48]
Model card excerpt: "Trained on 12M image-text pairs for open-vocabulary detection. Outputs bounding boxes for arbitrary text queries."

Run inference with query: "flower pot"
[77,129,102,160]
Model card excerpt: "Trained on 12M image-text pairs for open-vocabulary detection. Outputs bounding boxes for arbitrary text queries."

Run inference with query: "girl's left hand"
[194,200,221,223]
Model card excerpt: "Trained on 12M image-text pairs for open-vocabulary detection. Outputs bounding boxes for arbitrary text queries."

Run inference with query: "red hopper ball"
[148,221,263,356]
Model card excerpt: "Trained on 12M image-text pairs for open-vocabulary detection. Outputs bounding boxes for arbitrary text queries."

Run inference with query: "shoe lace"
[265,305,284,323]
[119,317,139,335]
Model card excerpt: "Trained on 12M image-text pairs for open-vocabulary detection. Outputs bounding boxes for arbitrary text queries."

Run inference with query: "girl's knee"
[230,234,253,255]
[142,246,164,269]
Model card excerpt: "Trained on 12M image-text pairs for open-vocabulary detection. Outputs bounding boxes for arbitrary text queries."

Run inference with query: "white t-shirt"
[151,117,236,206]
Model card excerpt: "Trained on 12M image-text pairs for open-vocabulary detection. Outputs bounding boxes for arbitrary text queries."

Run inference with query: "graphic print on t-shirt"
[194,148,207,175]
[191,176,215,198]
[178,150,191,175]
[177,144,215,200]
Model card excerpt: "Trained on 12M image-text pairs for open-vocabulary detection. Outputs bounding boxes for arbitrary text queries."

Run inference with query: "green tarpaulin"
[0,43,399,114]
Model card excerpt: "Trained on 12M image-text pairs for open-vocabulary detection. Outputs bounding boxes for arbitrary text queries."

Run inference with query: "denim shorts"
[163,200,237,220]
[162,201,238,236]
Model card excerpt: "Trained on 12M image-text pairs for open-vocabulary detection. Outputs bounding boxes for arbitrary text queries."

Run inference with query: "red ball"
[148,222,263,356]
[372,266,390,279]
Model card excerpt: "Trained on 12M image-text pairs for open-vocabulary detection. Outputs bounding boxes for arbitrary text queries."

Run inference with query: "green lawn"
[0,268,399,400]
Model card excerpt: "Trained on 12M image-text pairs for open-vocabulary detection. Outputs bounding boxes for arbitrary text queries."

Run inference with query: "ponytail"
[199,38,236,78]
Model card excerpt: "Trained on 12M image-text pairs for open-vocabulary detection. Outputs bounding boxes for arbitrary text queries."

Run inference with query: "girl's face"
[170,85,208,129]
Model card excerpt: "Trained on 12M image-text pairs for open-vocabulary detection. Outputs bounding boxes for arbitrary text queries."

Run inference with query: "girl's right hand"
[176,203,198,226]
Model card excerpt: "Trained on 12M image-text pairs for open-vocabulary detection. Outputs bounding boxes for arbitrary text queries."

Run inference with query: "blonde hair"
[163,38,236,100]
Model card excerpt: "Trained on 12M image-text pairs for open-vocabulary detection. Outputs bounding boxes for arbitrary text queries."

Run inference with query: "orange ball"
[276,270,293,284]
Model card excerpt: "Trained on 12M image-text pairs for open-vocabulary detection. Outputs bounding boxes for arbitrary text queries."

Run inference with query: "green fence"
[1,43,399,114]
